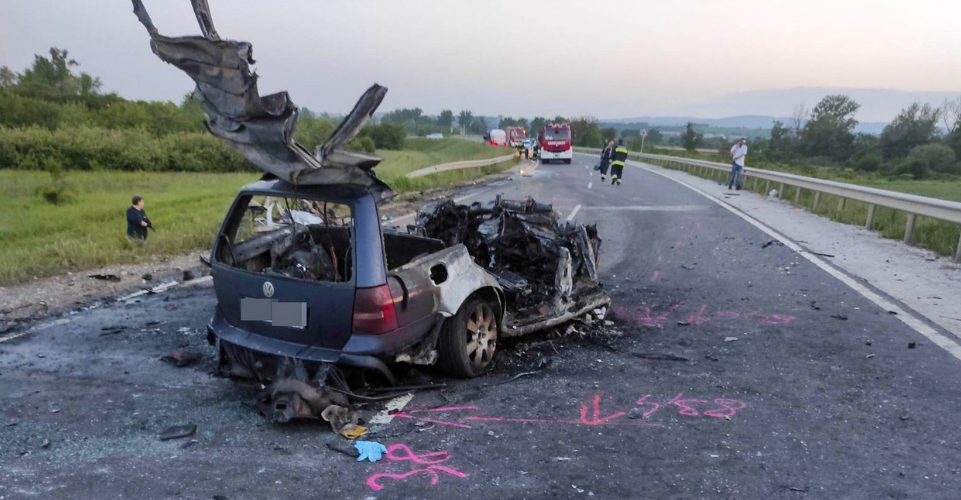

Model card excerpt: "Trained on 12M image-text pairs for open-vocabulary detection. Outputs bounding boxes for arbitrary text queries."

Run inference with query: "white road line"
[566,204,582,221]
[588,182,593,189]
[368,392,415,425]
[626,159,961,362]
[0,318,71,344]
[581,205,704,212]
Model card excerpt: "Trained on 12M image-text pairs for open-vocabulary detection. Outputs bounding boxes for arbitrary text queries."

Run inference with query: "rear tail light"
[352,284,398,335]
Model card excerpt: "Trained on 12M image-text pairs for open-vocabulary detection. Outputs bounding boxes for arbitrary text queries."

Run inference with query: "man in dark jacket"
[126,195,151,240]
[610,139,629,185]
[598,140,614,181]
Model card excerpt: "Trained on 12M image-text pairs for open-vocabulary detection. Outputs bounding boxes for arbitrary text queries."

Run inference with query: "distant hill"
[603,114,888,135]
[604,86,960,135]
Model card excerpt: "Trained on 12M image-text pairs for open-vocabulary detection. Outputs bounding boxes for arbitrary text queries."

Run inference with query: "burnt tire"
[437,297,498,378]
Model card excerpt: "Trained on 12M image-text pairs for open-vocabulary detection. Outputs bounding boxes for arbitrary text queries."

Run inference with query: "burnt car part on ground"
[132,0,608,424]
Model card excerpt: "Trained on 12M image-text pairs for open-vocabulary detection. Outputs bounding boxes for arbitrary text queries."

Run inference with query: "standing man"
[598,140,614,181]
[728,138,748,190]
[126,195,151,240]
[610,139,629,185]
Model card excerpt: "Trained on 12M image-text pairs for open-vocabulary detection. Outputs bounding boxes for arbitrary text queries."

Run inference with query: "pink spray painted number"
[366,444,467,491]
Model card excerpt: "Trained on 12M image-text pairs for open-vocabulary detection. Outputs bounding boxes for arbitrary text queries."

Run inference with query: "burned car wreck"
[131,0,609,423]
[411,196,608,336]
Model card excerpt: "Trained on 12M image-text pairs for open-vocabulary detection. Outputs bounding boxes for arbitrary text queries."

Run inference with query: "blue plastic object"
[355,440,388,463]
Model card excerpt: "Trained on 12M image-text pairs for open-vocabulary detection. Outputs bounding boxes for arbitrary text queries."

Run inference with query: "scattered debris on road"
[681,263,697,270]
[908,342,917,349]
[724,337,739,342]
[761,240,783,249]
[830,314,848,321]
[88,273,121,282]
[159,424,197,441]
[631,352,690,362]
[160,351,201,368]
[326,441,362,459]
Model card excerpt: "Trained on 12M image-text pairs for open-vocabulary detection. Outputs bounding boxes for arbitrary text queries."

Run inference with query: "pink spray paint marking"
[668,393,709,416]
[366,443,467,491]
[615,302,795,328]
[391,406,477,429]
[463,394,659,428]
[385,444,450,465]
[613,301,685,328]
[367,466,467,491]
[703,399,749,418]
[580,394,626,425]
[635,395,661,418]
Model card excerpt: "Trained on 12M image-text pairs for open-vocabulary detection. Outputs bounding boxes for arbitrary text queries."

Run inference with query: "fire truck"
[507,127,527,148]
[538,122,573,164]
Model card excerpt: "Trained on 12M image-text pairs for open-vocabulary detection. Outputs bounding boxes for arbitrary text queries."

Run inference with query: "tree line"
[0,48,414,175]
[674,95,961,179]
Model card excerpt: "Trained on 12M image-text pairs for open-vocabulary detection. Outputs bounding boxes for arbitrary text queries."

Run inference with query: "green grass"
[376,138,510,180]
[643,156,961,258]
[0,170,257,285]
[0,139,516,286]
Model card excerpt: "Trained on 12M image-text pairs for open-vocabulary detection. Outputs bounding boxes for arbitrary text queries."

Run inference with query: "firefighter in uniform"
[610,139,628,185]
[598,140,614,181]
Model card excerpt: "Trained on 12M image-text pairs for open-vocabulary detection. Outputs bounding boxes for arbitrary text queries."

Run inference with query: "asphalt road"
[3,154,961,499]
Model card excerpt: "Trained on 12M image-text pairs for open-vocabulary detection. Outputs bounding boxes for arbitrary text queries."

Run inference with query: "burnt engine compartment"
[412,196,603,318]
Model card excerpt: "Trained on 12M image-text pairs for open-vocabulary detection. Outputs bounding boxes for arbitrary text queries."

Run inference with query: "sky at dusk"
[1,0,959,121]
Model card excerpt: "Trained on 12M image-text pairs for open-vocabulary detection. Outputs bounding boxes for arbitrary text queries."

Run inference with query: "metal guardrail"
[575,147,961,261]
[405,153,515,178]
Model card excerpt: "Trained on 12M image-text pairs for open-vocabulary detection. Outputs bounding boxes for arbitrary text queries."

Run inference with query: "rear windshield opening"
[217,195,353,283]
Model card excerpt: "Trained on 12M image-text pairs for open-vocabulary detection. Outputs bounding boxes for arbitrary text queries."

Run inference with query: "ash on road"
[3,156,961,500]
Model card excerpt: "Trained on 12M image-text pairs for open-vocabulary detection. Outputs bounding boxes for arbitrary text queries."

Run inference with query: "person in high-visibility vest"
[610,139,628,185]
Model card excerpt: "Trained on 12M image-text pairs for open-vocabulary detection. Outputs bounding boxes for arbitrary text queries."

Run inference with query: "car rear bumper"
[208,307,442,383]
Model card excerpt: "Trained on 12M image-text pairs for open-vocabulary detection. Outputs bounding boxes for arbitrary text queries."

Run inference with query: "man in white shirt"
[728,138,748,190]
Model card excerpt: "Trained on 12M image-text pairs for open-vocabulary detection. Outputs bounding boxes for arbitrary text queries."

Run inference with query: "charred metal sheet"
[413,196,609,332]
[131,0,394,198]
[390,244,503,319]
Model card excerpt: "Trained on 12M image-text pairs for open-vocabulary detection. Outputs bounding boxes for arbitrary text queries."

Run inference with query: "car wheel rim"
[465,303,496,368]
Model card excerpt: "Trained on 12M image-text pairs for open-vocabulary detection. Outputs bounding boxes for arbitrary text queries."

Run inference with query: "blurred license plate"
[241,299,307,328]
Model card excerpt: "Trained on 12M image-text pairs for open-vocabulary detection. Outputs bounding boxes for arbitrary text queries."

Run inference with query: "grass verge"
[0,139,516,286]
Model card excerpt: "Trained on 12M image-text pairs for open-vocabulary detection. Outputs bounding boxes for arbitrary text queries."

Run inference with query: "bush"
[34,158,74,204]
[0,125,254,172]
[906,144,957,174]
[294,117,336,153]
[895,158,928,180]
[852,152,882,172]
[362,124,406,150]
[347,136,376,154]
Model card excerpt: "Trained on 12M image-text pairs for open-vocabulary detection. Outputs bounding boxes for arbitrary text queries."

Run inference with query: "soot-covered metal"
[412,196,609,334]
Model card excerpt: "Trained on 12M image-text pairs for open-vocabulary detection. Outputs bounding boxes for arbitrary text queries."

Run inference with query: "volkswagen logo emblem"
[262,281,275,298]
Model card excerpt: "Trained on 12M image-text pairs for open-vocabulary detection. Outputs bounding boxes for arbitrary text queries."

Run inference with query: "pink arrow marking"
[579,394,626,425]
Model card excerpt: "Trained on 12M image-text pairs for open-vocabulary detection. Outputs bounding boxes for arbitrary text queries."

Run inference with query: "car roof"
[238,177,374,203]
